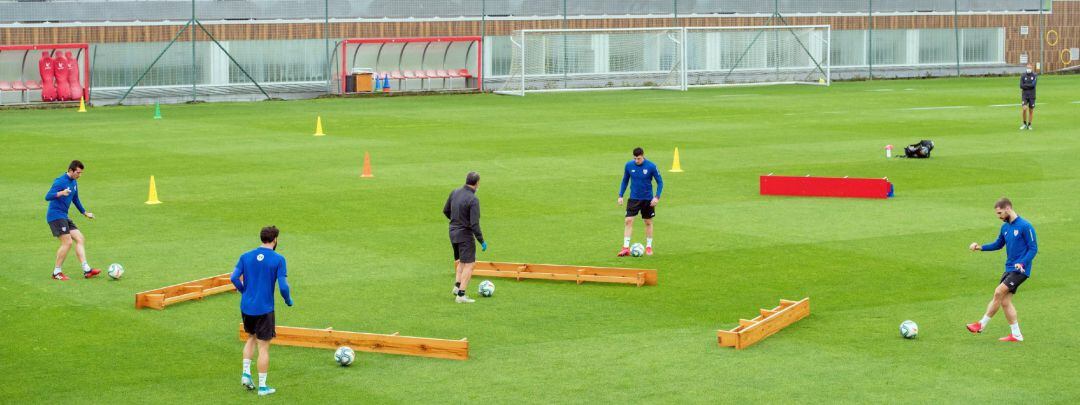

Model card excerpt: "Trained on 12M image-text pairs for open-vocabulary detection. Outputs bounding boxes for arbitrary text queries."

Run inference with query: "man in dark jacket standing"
[1020,63,1037,130]
[443,172,487,303]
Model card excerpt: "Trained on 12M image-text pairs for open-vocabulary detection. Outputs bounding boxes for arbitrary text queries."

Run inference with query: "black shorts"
[999,272,1029,294]
[48,218,77,237]
[625,199,656,219]
[452,240,476,264]
[1022,96,1036,108]
[242,311,276,341]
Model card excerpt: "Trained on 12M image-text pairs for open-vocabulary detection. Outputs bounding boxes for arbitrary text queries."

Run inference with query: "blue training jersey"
[619,159,664,200]
[44,173,86,222]
[231,247,291,316]
[980,216,1038,276]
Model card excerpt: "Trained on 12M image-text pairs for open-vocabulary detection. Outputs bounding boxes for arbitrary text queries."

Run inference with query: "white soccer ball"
[900,320,919,339]
[478,280,495,297]
[107,263,124,280]
[630,243,645,257]
[334,346,355,366]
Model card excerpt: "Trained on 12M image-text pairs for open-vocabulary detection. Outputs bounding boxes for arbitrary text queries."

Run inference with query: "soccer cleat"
[455,295,475,304]
[241,374,255,390]
[645,246,653,256]
[452,287,459,296]
[966,322,983,334]
[1020,124,1027,130]
[999,334,1023,342]
[617,247,631,257]
[257,387,276,396]
[52,272,70,281]
[83,268,101,278]
[1027,125,1032,131]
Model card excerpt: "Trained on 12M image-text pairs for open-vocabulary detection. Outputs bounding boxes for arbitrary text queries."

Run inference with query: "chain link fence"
[0,0,1059,104]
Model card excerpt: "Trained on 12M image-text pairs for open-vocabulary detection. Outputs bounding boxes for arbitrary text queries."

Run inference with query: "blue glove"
[285,297,293,307]
[480,241,488,252]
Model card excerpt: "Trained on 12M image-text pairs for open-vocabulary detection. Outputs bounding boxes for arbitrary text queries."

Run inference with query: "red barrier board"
[760,175,893,199]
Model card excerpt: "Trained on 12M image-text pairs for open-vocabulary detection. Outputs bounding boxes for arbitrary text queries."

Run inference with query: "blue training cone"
[373,75,381,91]
[382,74,391,92]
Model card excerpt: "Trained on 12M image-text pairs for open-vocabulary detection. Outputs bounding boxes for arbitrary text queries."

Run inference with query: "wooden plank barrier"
[717,297,810,350]
[467,261,657,287]
[238,324,468,361]
[135,272,236,310]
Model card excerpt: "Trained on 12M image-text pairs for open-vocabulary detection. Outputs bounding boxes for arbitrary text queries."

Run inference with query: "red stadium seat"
[456,69,472,78]
[11,81,27,91]
[24,80,41,90]
[0,81,12,91]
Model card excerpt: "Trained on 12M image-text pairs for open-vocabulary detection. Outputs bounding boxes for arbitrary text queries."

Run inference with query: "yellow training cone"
[145,176,162,205]
[77,97,87,113]
[669,147,684,172]
[314,116,325,136]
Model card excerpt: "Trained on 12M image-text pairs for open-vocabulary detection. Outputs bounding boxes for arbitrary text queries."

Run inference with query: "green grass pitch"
[2,76,1079,403]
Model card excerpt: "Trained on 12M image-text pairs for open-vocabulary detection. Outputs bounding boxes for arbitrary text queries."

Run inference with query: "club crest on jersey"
[1013,230,1019,237]
[644,169,649,175]
[256,254,264,261]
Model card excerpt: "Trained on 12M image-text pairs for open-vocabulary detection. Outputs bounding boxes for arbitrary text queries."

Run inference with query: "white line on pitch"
[904,106,971,111]
[1072,101,1080,104]
[989,104,1019,107]
[866,89,894,92]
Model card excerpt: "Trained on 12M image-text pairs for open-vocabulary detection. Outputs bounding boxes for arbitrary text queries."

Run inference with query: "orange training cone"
[145,176,162,204]
[361,152,374,178]
[314,116,325,136]
[669,147,684,172]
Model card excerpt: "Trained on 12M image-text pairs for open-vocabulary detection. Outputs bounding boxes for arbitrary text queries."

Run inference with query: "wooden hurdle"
[239,324,468,361]
[466,261,657,287]
[135,272,236,310]
[717,297,810,350]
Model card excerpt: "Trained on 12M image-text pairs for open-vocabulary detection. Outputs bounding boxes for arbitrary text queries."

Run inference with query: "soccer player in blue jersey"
[617,147,664,257]
[966,198,1037,342]
[231,226,293,396]
[44,160,100,280]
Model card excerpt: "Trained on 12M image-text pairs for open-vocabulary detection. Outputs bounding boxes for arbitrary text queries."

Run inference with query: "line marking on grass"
[1072,101,1080,104]
[866,89,894,92]
[904,106,971,111]
[989,104,1020,107]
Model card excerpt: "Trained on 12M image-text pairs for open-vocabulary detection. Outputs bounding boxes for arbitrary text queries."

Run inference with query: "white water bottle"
[885,145,893,158]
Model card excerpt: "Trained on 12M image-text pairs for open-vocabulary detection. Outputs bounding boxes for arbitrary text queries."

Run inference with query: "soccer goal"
[685,25,830,88]
[496,25,829,96]
[496,27,687,96]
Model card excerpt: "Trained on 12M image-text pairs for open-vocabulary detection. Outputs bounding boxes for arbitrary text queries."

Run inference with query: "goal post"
[496,27,687,96]
[496,25,830,96]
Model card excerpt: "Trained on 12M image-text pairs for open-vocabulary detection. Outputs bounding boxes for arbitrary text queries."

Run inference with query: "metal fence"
[0,0,1055,105]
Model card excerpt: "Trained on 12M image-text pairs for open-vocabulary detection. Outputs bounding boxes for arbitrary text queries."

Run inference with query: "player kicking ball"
[966,198,1037,342]
[44,160,100,280]
[617,147,663,256]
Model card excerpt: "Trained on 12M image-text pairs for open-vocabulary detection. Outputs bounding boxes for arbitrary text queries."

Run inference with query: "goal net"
[685,25,830,87]
[497,28,686,96]
[496,25,829,96]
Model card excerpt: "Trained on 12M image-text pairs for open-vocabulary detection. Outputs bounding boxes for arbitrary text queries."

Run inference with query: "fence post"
[954,0,961,76]
[867,0,873,80]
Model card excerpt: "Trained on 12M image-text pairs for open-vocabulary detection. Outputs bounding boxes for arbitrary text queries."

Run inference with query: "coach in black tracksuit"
[1020,63,1038,130]
[443,171,486,303]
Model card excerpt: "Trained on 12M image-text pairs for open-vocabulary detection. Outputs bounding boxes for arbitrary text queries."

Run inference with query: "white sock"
[623,237,631,248]
[258,373,267,388]
[1010,323,1022,337]
[242,359,251,376]
[53,267,62,275]
[980,315,991,328]
[81,262,91,272]
[646,238,653,248]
